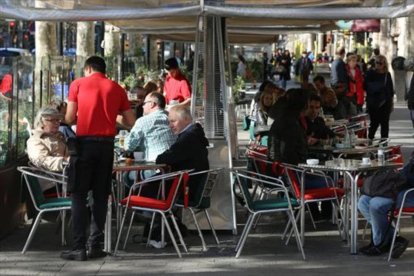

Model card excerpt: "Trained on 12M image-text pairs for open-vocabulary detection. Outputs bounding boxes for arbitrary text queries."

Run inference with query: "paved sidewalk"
[1,101,414,276]
[1,208,413,275]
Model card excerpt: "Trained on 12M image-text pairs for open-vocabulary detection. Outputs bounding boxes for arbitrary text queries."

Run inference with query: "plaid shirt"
[124,110,176,161]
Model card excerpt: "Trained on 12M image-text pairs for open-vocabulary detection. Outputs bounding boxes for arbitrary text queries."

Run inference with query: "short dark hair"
[147,92,166,109]
[164,58,179,71]
[85,56,106,74]
[313,75,325,84]
[309,93,321,103]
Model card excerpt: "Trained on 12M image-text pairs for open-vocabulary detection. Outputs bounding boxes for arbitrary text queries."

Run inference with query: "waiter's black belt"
[77,136,114,143]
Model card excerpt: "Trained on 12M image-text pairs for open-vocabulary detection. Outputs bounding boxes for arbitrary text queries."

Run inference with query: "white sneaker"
[149,240,166,249]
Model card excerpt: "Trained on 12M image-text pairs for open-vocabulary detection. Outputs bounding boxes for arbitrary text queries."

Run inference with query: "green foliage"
[121,65,159,90]
[232,75,245,104]
[249,59,262,81]
[121,74,139,91]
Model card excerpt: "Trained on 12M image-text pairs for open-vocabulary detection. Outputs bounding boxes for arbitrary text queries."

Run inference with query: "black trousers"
[368,102,392,140]
[70,138,114,250]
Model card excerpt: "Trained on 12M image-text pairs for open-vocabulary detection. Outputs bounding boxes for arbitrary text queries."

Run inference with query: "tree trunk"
[76,22,94,57]
[35,21,57,107]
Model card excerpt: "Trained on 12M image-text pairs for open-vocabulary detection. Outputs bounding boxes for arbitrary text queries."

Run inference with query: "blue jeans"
[358,190,414,246]
[358,195,394,246]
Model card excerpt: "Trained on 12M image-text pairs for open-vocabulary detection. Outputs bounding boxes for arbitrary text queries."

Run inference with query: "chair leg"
[286,210,301,246]
[204,209,220,245]
[235,214,253,252]
[189,208,207,251]
[287,210,306,260]
[160,212,182,258]
[388,212,403,262]
[123,211,136,250]
[362,221,369,241]
[236,213,256,258]
[114,206,130,255]
[169,212,188,253]
[146,212,157,247]
[22,212,44,254]
[61,210,67,246]
[306,204,317,230]
[282,209,295,241]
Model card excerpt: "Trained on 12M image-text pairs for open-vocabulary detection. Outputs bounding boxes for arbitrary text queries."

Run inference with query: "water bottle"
[377,149,385,165]
[344,130,351,148]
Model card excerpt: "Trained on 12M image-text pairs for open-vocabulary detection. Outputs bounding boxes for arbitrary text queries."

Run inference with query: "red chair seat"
[394,207,414,216]
[120,196,169,210]
[304,187,344,201]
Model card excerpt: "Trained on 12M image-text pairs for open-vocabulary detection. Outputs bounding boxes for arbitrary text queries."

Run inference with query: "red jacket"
[346,65,364,105]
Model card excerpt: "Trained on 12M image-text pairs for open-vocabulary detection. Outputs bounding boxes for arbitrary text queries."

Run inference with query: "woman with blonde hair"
[28,106,69,172]
[364,55,394,139]
[346,54,364,113]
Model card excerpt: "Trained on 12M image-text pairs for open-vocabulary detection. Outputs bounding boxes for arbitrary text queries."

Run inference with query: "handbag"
[361,169,407,199]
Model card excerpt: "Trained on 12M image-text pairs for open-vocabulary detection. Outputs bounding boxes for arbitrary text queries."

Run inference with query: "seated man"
[305,94,336,147]
[358,158,414,258]
[313,75,338,116]
[156,105,210,197]
[124,92,176,186]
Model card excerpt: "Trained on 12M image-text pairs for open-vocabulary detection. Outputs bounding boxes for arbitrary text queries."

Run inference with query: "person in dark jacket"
[406,74,414,133]
[156,105,209,200]
[268,88,309,165]
[364,55,394,139]
[305,94,336,146]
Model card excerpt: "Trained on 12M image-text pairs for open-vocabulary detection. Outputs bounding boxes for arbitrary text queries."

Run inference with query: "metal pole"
[190,16,201,118]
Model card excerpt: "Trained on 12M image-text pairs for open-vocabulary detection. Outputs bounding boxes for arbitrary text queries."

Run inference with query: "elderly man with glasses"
[124,92,176,181]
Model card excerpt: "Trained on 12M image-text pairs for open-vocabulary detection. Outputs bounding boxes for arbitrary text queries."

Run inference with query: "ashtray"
[306,159,319,165]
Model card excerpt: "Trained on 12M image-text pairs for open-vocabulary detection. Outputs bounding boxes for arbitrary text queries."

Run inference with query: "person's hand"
[307,136,319,146]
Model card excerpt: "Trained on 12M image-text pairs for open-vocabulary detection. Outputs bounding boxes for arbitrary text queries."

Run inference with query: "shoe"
[391,236,409,259]
[359,242,373,254]
[60,249,87,261]
[360,245,383,256]
[148,239,167,249]
[87,247,107,259]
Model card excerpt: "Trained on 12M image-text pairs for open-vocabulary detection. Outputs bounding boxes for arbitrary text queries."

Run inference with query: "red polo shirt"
[68,72,130,137]
[163,72,191,104]
[0,73,12,95]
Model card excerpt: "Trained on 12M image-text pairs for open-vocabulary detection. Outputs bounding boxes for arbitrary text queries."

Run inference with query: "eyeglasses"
[43,118,61,123]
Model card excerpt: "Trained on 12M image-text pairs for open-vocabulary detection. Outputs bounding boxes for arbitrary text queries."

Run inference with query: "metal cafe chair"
[232,168,305,260]
[114,171,190,258]
[175,168,223,251]
[17,166,71,254]
[281,163,345,245]
[387,187,414,261]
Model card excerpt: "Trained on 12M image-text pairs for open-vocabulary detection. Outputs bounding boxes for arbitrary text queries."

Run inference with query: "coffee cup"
[362,157,371,165]
[133,152,145,161]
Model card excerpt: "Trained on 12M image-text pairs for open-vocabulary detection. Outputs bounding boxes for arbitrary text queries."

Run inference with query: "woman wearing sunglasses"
[364,55,394,140]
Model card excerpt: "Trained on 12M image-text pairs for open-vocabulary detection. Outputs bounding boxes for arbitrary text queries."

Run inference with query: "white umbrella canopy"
[0,1,412,42]
[1,0,413,21]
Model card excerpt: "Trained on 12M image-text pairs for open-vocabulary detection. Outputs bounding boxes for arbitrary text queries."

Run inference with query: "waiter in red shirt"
[62,56,135,261]
[163,57,191,107]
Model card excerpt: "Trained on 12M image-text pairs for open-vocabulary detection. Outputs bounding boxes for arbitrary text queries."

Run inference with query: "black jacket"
[306,116,335,139]
[156,123,209,202]
[364,70,394,110]
[407,75,414,110]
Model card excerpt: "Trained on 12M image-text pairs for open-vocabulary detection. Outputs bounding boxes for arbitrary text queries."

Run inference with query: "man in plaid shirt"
[124,92,176,163]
